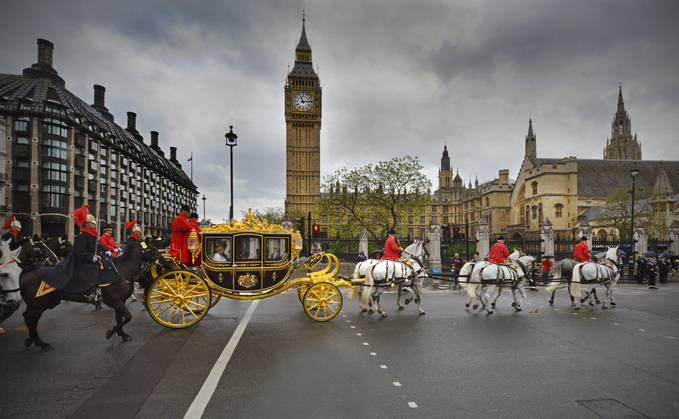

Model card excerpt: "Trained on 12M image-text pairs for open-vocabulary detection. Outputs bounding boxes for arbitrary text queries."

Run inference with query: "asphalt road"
[1,283,678,419]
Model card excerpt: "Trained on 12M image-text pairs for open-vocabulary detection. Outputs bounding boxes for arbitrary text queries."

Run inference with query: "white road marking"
[393,382,401,386]
[408,402,418,408]
[614,323,620,325]
[350,326,356,329]
[669,336,675,339]
[184,300,258,419]
[356,333,362,336]
[639,329,646,332]
[347,320,351,323]
[381,365,388,369]
[363,342,369,345]
[591,317,596,320]
[370,352,377,356]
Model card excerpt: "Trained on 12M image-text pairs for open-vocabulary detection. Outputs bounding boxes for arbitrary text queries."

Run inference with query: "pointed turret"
[525,119,537,165]
[617,83,625,114]
[654,161,674,195]
[604,84,641,160]
[441,145,450,171]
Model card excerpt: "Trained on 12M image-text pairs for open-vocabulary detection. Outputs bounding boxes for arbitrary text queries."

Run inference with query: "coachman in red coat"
[381,229,402,261]
[488,236,510,264]
[170,205,193,264]
[573,237,590,262]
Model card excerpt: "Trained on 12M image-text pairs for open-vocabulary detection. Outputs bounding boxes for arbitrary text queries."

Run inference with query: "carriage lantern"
[187,228,200,264]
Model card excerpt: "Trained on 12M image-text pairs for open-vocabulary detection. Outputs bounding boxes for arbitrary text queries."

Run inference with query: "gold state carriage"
[145,212,353,328]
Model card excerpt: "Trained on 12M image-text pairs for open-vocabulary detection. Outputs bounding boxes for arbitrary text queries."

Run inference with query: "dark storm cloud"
[1,0,678,221]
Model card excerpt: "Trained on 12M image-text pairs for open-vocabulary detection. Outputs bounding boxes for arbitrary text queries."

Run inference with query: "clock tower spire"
[284,13,322,218]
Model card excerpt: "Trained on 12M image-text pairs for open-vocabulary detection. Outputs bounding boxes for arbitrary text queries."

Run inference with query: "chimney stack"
[91,85,114,122]
[127,112,137,132]
[170,146,177,162]
[37,39,54,68]
[151,131,159,148]
[23,39,64,86]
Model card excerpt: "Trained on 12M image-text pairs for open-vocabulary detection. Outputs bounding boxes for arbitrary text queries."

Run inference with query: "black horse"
[44,236,73,260]
[19,238,164,351]
[16,238,59,274]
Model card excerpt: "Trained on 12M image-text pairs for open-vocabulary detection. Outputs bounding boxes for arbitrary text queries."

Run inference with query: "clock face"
[293,92,313,111]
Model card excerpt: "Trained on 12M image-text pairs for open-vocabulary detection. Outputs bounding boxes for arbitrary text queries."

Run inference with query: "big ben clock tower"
[285,14,322,218]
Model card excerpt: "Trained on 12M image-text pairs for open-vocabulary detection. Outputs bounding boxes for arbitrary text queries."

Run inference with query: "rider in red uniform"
[573,237,590,262]
[381,229,402,261]
[488,236,510,264]
[98,224,120,257]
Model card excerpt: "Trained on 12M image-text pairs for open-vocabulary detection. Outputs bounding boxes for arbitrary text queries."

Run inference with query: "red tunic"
[573,241,590,262]
[488,241,509,264]
[381,235,402,261]
[170,214,193,263]
[98,233,119,256]
[542,259,553,273]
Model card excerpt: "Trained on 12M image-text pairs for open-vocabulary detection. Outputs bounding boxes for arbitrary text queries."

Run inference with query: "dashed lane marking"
[393,382,401,387]
[370,352,377,356]
[381,365,388,369]
[408,402,418,408]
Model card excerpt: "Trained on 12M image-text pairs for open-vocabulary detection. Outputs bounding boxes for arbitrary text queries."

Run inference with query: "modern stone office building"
[0,39,197,241]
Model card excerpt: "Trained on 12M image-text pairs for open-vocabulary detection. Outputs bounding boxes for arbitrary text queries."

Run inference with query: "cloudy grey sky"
[2,0,678,222]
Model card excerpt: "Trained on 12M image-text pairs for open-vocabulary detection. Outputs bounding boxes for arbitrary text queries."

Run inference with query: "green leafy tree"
[314,156,432,240]
[241,207,285,225]
[595,187,667,239]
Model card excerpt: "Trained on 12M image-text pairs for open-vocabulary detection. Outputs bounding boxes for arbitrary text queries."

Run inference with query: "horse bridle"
[0,259,20,296]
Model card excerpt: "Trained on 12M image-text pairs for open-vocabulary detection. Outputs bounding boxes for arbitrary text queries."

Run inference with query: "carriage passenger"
[488,236,509,264]
[99,223,121,257]
[572,237,590,263]
[213,246,229,262]
[381,229,402,261]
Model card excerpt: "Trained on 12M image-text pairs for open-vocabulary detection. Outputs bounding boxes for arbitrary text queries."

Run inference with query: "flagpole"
[190,152,193,182]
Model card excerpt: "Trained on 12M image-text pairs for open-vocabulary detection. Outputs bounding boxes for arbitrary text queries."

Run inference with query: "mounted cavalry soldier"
[1,213,30,251]
[32,205,118,305]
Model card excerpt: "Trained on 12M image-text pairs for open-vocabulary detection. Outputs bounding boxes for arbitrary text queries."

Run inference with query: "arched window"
[554,204,563,218]
[531,206,537,220]
[485,197,489,207]
[531,181,538,195]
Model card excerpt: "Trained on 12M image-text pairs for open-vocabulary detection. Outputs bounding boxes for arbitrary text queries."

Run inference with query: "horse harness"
[0,258,19,296]
[576,258,619,284]
[478,258,531,285]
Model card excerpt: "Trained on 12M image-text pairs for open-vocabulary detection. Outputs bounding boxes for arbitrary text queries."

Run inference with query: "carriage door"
[233,234,263,291]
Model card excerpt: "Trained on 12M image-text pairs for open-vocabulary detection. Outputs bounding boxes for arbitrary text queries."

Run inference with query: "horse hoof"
[574,306,580,311]
[419,311,426,315]
[465,302,470,308]
[405,299,411,305]
[603,306,608,310]
[511,302,517,307]
[361,308,368,312]
[41,344,54,351]
[487,311,494,315]
[549,300,554,305]
[368,300,372,307]
[106,329,115,340]
[121,335,133,342]
[368,309,375,315]
[381,313,388,318]
[472,304,479,310]
[589,302,594,307]
[580,299,586,303]
[24,337,34,348]
[399,306,404,310]
[95,304,103,310]
[491,303,496,308]
[516,307,522,312]
[610,302,616,306]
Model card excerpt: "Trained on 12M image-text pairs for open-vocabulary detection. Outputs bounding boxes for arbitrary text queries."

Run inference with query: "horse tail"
[545,261,561,293]
[352,261,362,280]
[570,263,582,298]
[545,280,560,293]
[360,265,375,307]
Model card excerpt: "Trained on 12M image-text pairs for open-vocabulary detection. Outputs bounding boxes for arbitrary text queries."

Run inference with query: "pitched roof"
[576,159,679,198]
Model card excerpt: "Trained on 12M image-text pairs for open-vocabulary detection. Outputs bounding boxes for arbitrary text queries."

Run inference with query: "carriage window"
[266,238,287,261]
[205,237,231,262]
[236,236,261,261]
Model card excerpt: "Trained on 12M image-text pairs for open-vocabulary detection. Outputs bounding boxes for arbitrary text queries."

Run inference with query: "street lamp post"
[629,162,640,279]
[202,194,206,221]
[225,126,238,222]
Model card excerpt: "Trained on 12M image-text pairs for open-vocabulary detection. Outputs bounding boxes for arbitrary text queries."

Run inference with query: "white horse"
[350,241,428,317]
[547,246,620,310]
[350,258,381,312]
[466,251,536,314]
[457,261,487,310]
[0,239,23,327]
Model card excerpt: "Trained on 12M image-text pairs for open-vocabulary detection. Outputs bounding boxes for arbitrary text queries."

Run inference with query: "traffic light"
[453,225,460,240]
[295,216,305,239]
[312,223,320,238]
[442,224,451,243]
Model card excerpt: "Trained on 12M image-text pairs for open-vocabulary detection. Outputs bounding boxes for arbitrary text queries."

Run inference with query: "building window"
[531,206,537,220]
[485,197,489,207]
[531,181,538,195]
[554,204,563,218]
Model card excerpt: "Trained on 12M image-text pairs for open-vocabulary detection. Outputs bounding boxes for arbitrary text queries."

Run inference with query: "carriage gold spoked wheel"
[209,294,221,308]
[297,285,309,303]
[303,282,342,322]
[150,255,183,279]
[147,270,211,328]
